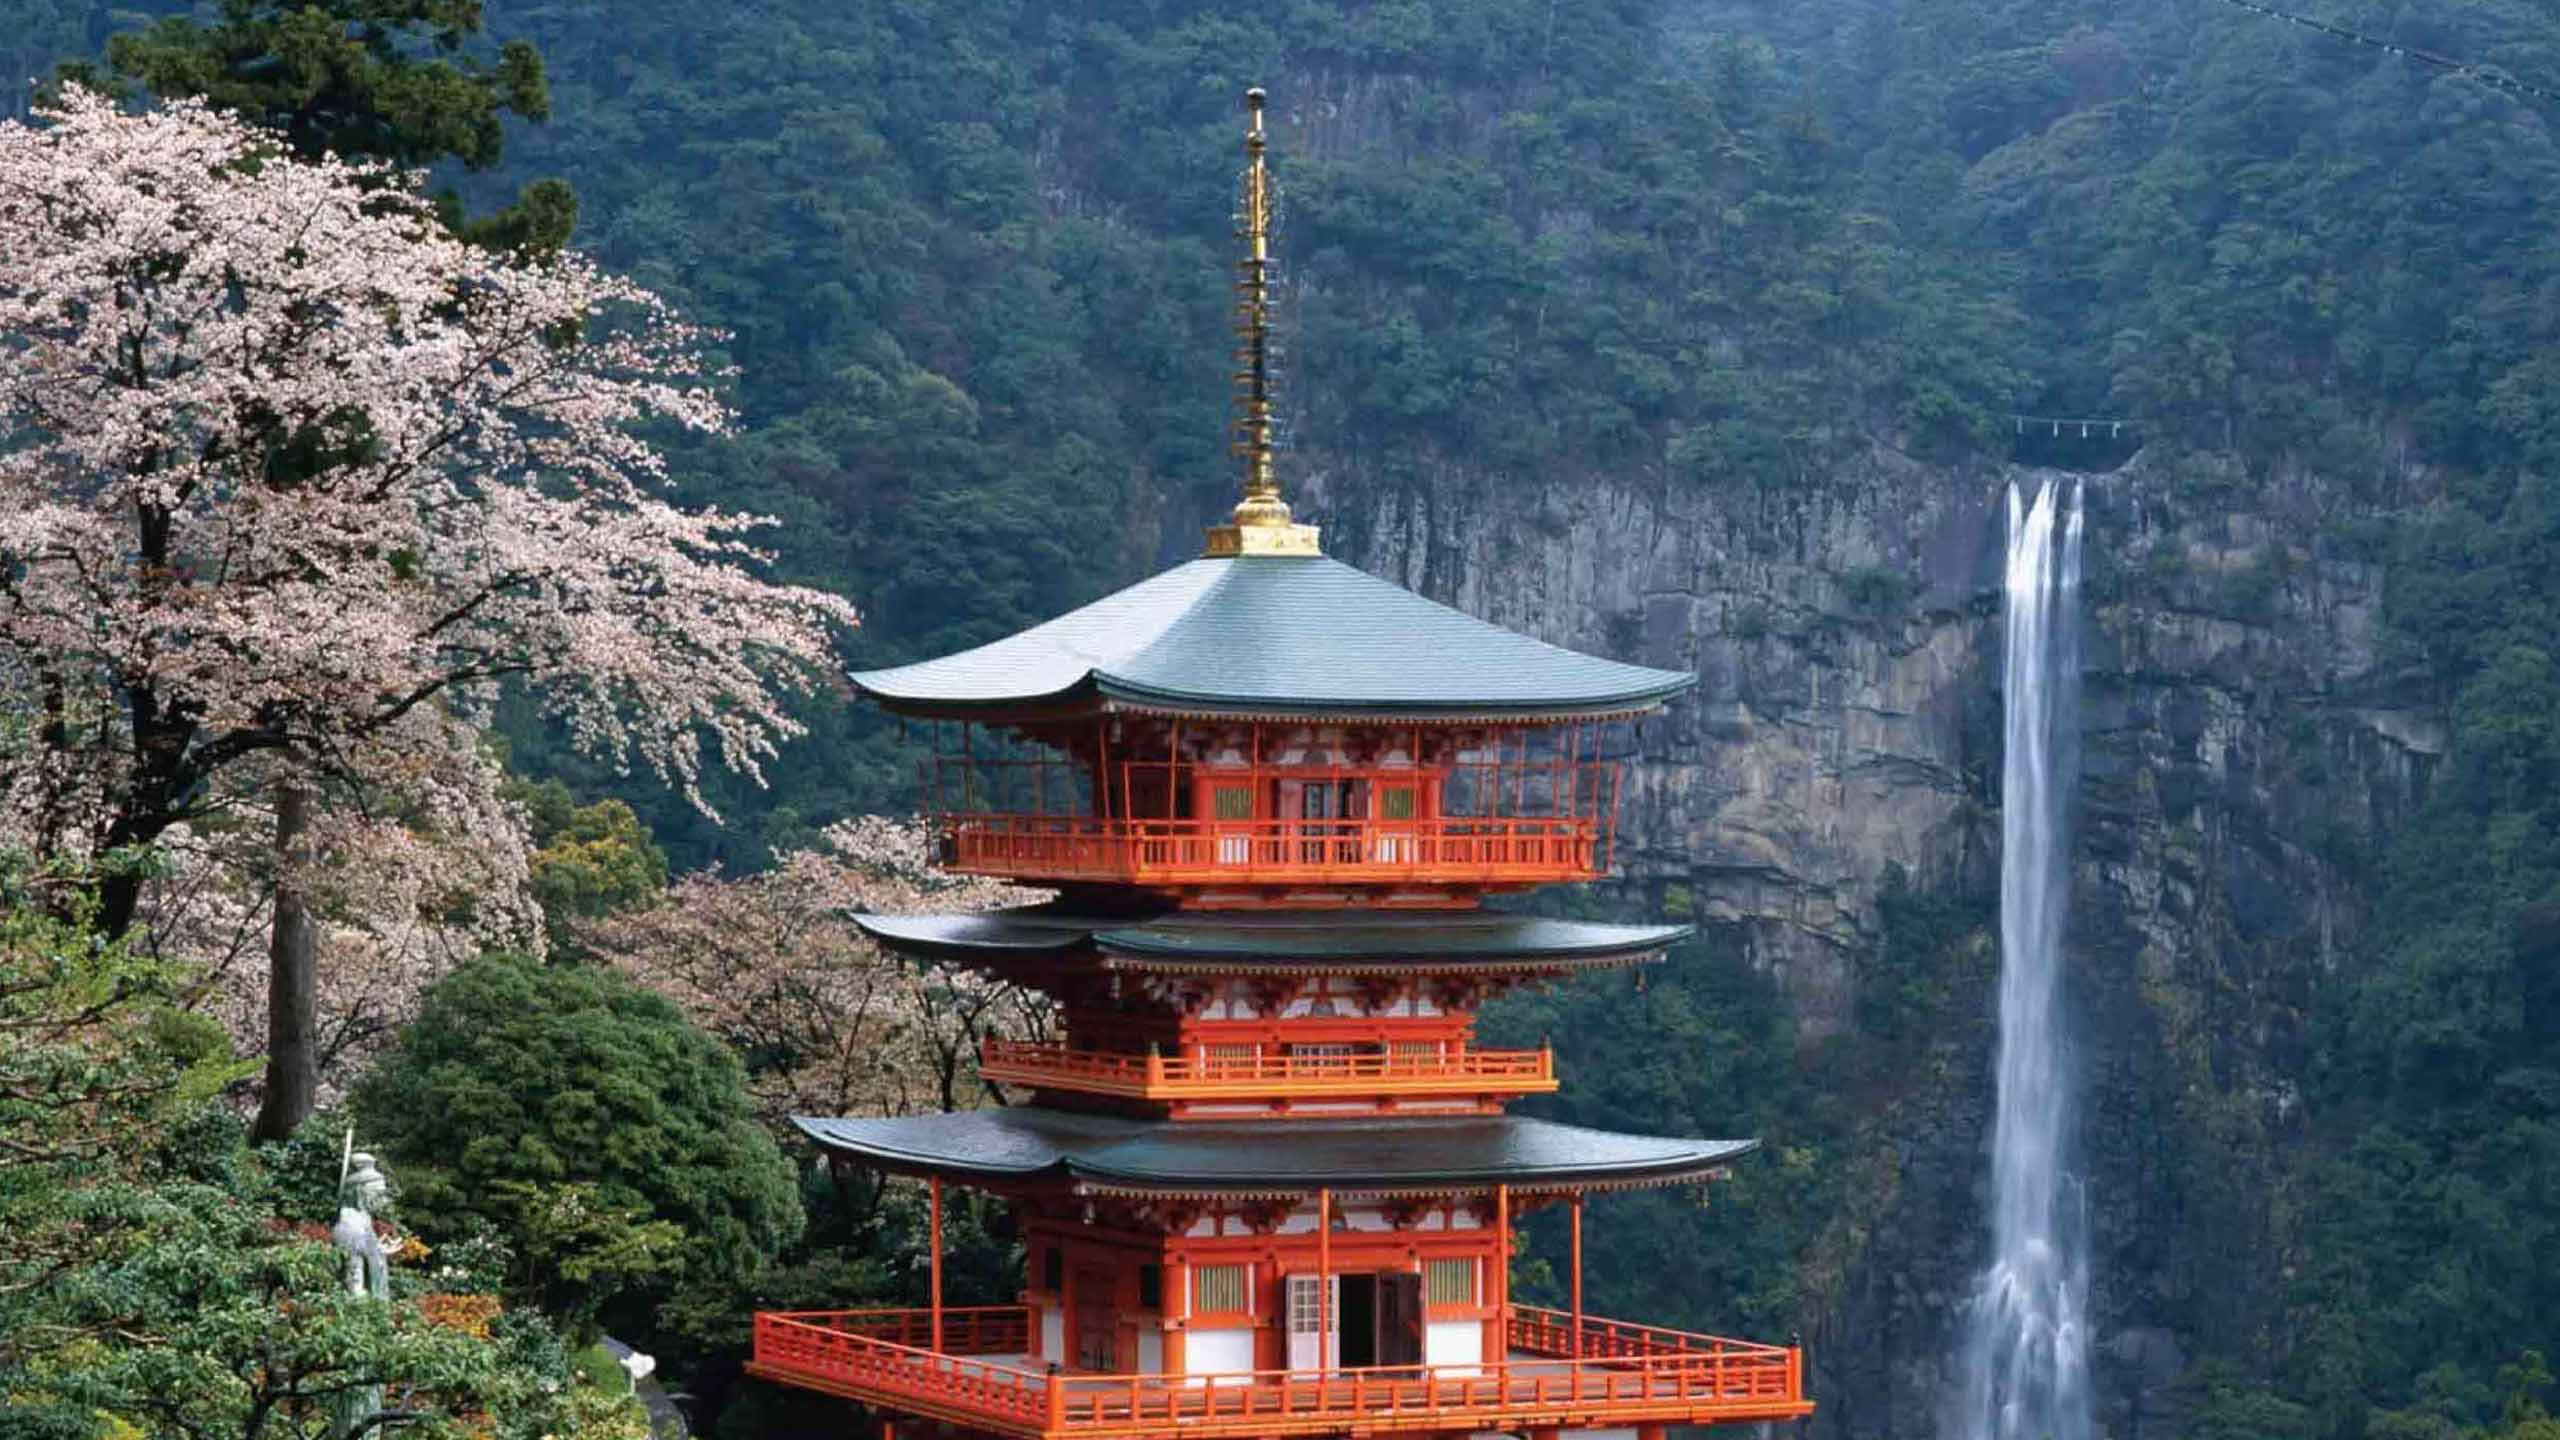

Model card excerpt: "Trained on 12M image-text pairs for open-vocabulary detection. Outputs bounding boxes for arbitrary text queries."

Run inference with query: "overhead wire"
[2200,0,2560,107]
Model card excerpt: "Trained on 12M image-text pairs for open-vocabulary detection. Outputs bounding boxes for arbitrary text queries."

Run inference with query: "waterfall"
[1952,478,2089,1440]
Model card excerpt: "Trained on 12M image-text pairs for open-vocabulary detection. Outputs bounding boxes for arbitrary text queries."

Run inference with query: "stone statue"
[332,1149,393,1302]
[330,1137,391,1437]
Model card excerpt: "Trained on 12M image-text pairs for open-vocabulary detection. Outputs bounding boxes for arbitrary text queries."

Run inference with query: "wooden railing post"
[1045,1363,1065,1432]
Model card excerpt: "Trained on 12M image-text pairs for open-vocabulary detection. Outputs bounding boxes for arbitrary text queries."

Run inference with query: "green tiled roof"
[850,906,1689,975]
[850,555,1693,720]
[791,1108,1756,1193]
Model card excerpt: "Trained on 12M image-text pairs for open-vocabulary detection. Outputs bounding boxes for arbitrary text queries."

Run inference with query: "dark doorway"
[1073,1266,1116,1371]
[1338,1274,1378,1369]
[1376,1273,1423,1368]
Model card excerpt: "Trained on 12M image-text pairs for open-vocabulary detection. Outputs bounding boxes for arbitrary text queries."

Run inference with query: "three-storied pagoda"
[748,89,1813,1440]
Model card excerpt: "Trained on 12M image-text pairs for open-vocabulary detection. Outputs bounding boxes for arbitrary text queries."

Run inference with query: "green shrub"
[354,955,803,1338]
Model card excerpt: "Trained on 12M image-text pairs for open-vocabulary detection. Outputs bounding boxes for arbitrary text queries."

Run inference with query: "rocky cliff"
[1247,446,2442,1437]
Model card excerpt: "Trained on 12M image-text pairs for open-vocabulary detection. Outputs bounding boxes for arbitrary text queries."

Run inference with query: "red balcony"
[745,1305,1812,1438]
[943,816,1605,888]
[978,1038,1560,1101]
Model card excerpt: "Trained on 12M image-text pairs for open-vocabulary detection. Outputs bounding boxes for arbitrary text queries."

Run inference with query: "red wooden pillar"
[1495,1182,1510,1322]
[1317,1186,1333,1372]
[929,1175,945,1354]
[1569,1190,1584,1359]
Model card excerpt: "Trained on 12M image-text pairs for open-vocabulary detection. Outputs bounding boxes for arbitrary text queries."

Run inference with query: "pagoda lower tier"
[746,904,1812,1434]
[747,1111,1811,1438]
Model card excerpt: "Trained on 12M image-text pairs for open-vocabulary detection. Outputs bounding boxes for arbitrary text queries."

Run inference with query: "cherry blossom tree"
[0,88,858,1136]
[584,817,1052,1129]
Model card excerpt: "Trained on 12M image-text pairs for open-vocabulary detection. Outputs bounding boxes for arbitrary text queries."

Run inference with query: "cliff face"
[1280,446,2441,1437]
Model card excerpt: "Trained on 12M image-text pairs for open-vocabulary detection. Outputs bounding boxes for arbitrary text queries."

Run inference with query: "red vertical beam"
[1495,727,1515,819]
[1120,722,1135,836]
[1562,722,1577,828]
[1569,1191,1584,1359]
[929,1175,945,1354]
[1317,1187,1332,1373]
[1606,756,1624,874]
[1495,1182,1510,1323]
[1097,719,1111,817]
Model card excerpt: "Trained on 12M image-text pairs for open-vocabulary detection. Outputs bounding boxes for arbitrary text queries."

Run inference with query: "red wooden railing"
[747,1305,1810,1439]
[941,815,1606,885]
[977,1038,1558,1098]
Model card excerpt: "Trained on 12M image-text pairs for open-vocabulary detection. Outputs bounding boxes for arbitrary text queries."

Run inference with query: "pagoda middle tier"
[856,907,1686,1119]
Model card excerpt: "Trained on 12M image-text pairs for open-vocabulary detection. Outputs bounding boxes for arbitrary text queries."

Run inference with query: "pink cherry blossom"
[0,88,859,936]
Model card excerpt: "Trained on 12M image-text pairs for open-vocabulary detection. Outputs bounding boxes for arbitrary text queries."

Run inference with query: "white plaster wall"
[1186,1326,1255,1385]
[1040,1305,1063,1362]
[1425,1319,1483,1376]
[1136,1327,1163,1374]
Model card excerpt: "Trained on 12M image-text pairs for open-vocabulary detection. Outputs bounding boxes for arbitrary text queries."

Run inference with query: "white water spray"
[1952,478,2090,1440]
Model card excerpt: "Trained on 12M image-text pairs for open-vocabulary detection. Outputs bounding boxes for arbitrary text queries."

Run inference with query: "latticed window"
[1196,1263,1249,1314]
[1425,1257,1477,1306]
[1380,786,1418,820]
[1212,785,1254,820]
[1286,1274,1324,1333]
[1289,1042,1357,1073]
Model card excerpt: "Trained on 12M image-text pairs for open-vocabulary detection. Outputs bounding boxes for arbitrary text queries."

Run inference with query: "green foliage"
[516,782,671,954]
[0,878,646,1440]
[2227,410,2560,1433]
[482,1180,687,1333]
[568,1340,634,1398]
[1857,861,1993,1050]
[72,0,574,252]
[352,955,803,1339]
[1485,928,1826,1335]
[5,1176,582,1440]
[428,0,2034,866]
[45,0,2560,1428]
[0,864,258,1171]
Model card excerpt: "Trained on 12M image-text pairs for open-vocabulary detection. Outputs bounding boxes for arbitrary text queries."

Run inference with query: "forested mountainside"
[28,0,2560,1435]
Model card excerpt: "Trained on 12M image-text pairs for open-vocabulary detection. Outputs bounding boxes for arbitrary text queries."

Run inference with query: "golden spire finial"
[1206,86,1320,558]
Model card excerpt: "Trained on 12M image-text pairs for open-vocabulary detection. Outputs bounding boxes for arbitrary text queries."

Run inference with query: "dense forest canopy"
[11,0,2560,1436]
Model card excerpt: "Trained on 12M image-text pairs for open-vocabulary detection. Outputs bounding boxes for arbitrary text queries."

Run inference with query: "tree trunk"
[97,869,146,941]
[252,777,319,1144]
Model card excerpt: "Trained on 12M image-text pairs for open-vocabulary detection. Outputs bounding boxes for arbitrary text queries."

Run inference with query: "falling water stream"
[1952,478,2090,1440]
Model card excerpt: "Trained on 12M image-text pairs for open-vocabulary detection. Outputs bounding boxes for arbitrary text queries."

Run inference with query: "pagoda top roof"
[849,555,1694,722]
[851,905,1690,977]
[792,1107,1754,1196]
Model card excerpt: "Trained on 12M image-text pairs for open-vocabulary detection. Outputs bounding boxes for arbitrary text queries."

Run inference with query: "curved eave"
[849,911,1094,963]
[849,678,1689,726]
[1092,922,1691,977]
[851,910,1694,977]
[845,555,1698,725]
[1094,920,1693,963]
[1093,952,1663,979]
[1082,674,1693,725]
[847,674,1107,723]
[791,1110,1758,1195]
